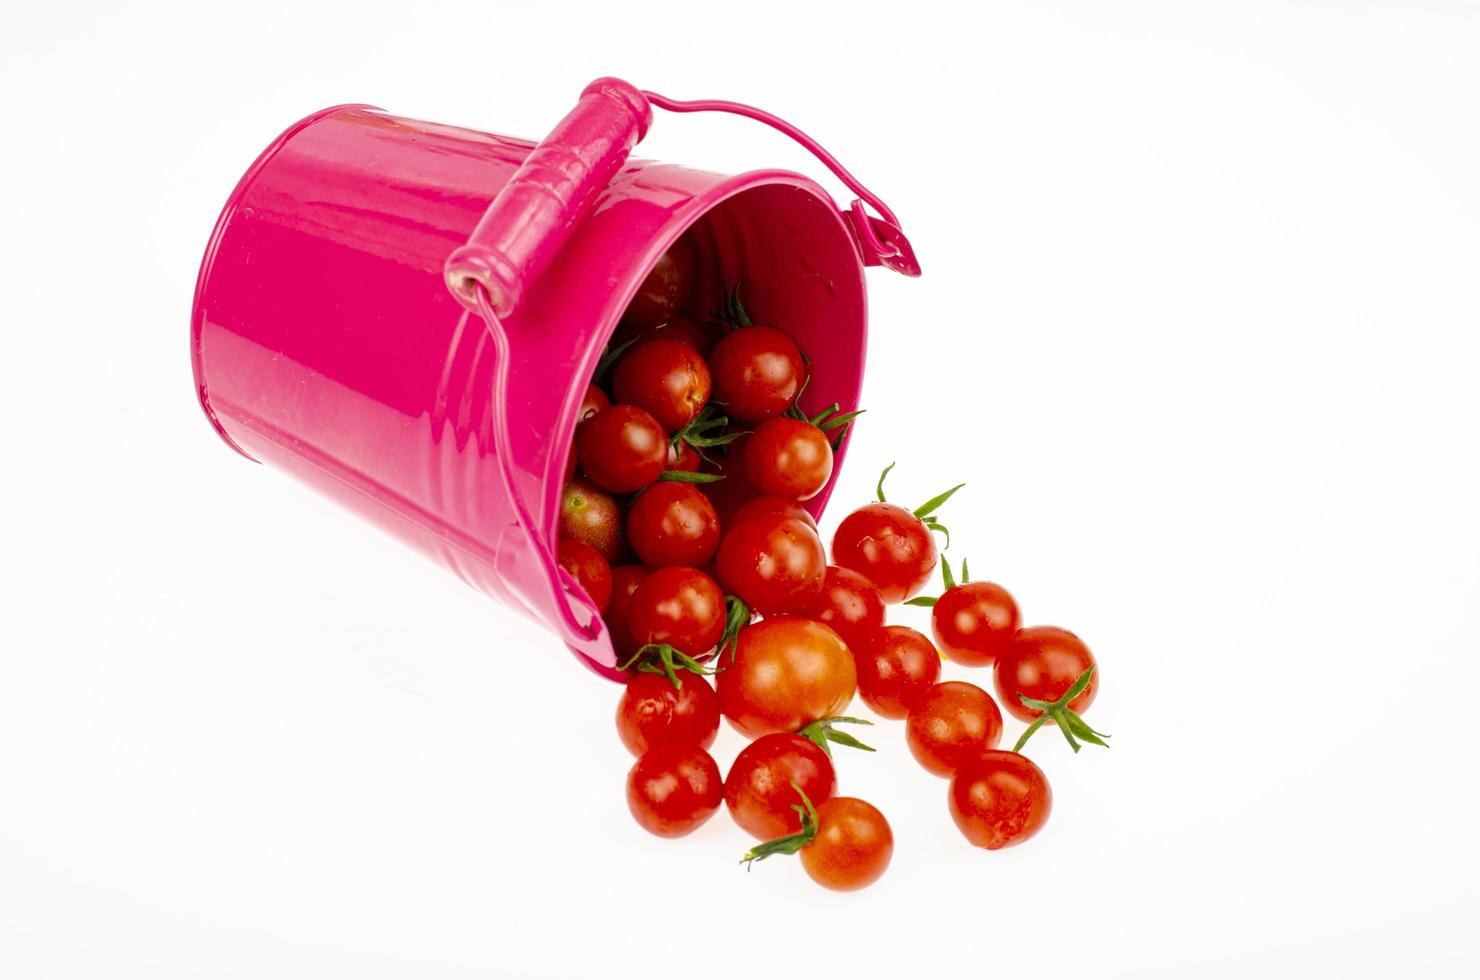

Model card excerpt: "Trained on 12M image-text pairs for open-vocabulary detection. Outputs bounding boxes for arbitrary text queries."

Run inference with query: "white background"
[2,1,1478,977]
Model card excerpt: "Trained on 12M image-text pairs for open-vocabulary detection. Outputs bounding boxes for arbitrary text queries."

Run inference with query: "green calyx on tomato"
[1012,665,1110,754]
[712,282,755,332]
[593,336,640,385]
[796,716,876,758]
[740,783,819,869]
[620,642,717,691]
[875,462,964,549]
[719,594,751,665]
[671,402,746,467]
[782,394,866,452]
[904,556,972,607]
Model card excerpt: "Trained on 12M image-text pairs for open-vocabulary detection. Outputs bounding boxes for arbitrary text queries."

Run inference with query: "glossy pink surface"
[192,85,910,675]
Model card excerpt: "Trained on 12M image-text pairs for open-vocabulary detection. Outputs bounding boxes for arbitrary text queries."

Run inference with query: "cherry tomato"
[707,325,806,423]
[626,481,720,568]
[949,750,1052,850]
[559,477,622,561]
[855,625,941,720]
[995,626,1098,724]
[724,733,837,840]
[576,405,668,493]
[831,502,938,603]
[804,565,886,653]
[666,439,701,473]
[556,538,612,614]
[628,566,725,657]
[626,742,722,838]
[715,514,826,616]
[932,581,1021,667]
[800,798,893,891]
[578,383,610,425]
[622,238,696,330]
[604,565,649,657]
[717,616,855,738]
[730,494,818,532]
[616,672,720,757]
[612,338,712,433]
[905,681,1003,777]
[564,445,577,481]
[743,417,833,500]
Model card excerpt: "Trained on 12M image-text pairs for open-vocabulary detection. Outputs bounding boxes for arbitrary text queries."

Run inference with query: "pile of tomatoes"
[558,238,1108,891]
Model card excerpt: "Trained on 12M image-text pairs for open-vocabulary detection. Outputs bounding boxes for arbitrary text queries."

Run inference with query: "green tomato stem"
[796,716,876,758]
[876,462,896,503]
[1012,666,1110,754]
[741,783,819,869]
[618,643,717,690]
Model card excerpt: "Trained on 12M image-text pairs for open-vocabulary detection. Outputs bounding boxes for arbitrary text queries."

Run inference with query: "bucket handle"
[639,90,921,277]
[446,78,919,319]
[474,283,605,645]
[446,79,653,317]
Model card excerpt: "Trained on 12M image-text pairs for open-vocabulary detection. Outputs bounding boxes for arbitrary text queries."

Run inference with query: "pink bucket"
[191,78,919,677]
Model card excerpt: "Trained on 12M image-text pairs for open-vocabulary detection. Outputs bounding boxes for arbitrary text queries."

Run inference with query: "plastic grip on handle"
[445,78,653,316]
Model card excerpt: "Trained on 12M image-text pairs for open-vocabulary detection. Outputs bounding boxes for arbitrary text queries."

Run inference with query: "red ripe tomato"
[855,625,941,720]
[831,502,938,603]
[949,750,1052,850]
[628,566,725,657]
[612,338,712,433]
[932,581,1021,667]
[615,672,720,757]
[804,565,886,652]
[995,626,1098,724]
[730,494,818,532]
[622,238,696,330]
[707,325,806,423]
[626,742,722,838]
[559,477,622,561]
[905,681,1004,777]
[716,616,856,738]
[564,445,577,481]
[715,514,826,616]
[556,538,612,614]
[800,798,893,891]
[604,565,649,657]
[577,383,610,425]
[576,405,668,493]
[665,439,701,473]
[724,733,837,840]
[626,481,720,568]
[743,417,834,500]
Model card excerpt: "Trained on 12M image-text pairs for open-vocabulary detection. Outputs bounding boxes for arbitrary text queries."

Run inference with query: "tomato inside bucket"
[553,182,869,671]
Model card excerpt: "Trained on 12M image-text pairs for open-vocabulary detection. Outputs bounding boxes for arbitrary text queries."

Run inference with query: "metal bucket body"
[192,104,872,674]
